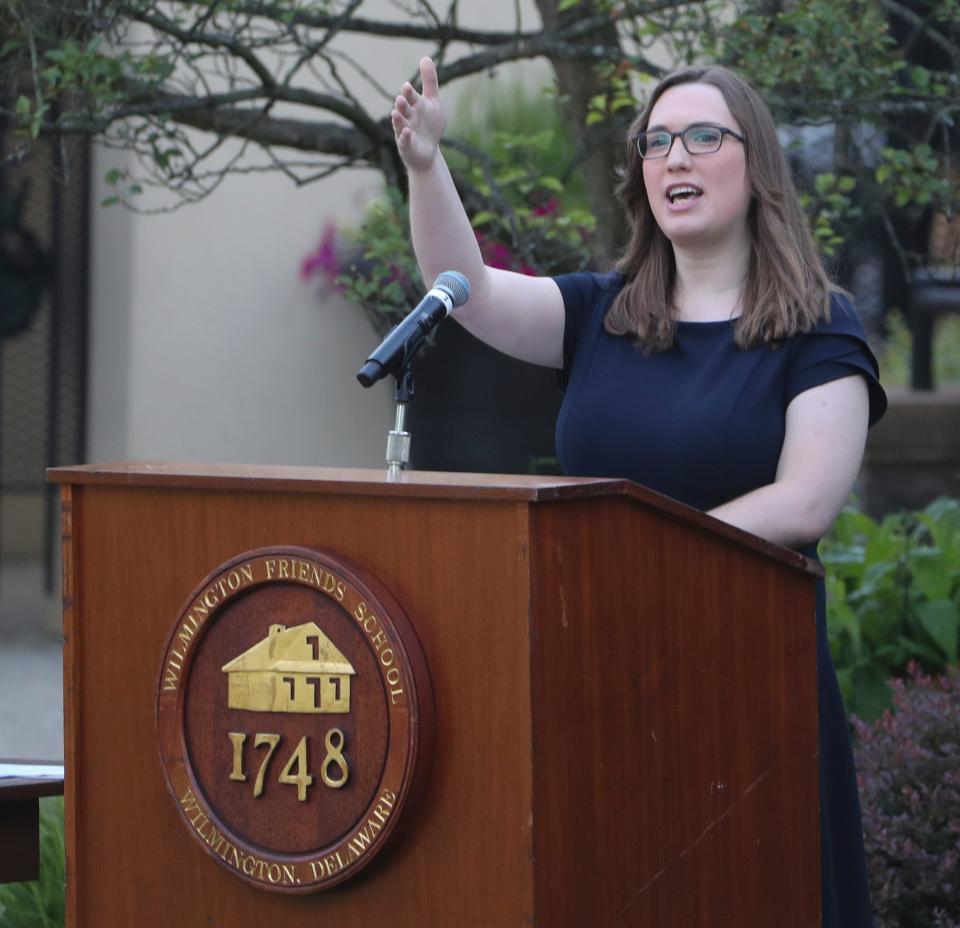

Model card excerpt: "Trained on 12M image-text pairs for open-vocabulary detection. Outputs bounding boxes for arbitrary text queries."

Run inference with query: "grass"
[0,797,65,928]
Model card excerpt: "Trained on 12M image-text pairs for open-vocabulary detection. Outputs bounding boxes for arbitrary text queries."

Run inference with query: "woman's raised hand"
[392,57,446,173]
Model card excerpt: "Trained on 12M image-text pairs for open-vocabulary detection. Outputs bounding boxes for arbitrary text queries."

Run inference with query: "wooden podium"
[49,463,820,927]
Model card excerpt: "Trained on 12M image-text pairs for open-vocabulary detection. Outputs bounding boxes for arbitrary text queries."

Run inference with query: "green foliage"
[718,0,958,260]
[876,144,954,215]
[872,309,960,388]
[0,797,65,928]
[9,34,175,140]
[456,124,596,269]
[334,189,423,337]
[585,62,637,126]
[800,173,860,258]
[3,0,956,285]
[719,0,903,109]
[650,0,728,66]
[451,80,590,214]
[328,80,597,336]
[447,80,596,270]
[822,499,960,721]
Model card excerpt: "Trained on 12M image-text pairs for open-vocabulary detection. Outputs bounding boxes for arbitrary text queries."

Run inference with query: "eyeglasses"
[634,124,746,159]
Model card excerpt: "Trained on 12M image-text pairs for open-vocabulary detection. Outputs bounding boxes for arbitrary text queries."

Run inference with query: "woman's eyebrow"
[645,121,724,131]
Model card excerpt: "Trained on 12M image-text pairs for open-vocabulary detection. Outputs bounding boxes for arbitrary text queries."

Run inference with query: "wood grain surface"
[59,481,535,926]
[528,497,819,927]
[51,465,819,927]
[48,462,821,577]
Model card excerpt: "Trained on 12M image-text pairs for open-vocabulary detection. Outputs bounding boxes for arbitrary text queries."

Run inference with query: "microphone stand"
[385,364,414,480]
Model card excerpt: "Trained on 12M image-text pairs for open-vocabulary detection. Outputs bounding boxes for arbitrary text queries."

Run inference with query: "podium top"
[48,461,622,500]
[48,462,820,576]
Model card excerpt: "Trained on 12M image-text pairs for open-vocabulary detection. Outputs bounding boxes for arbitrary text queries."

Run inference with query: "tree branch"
[879,0,957,63]
[152,0,651,53]
[129,7,278,90]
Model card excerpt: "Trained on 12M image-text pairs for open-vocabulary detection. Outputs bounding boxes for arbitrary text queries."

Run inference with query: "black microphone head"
[433,271,470,308]
[356,359,384,388]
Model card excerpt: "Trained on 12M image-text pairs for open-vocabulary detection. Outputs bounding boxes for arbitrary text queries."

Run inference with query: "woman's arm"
[392,58,565,369]
[707,375,870,548]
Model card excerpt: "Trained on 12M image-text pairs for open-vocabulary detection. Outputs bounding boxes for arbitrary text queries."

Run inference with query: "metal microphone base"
[385,367,414,480]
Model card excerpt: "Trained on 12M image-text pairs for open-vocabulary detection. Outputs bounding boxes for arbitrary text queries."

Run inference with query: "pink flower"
[300,221,342,286]
[532,198,559,217]
[474,231,537,276]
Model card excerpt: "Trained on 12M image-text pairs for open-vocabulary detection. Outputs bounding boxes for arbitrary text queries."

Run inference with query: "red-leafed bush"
[853,665,960,927]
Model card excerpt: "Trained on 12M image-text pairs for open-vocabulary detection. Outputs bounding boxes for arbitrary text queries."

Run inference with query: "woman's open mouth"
[666,184,703,209]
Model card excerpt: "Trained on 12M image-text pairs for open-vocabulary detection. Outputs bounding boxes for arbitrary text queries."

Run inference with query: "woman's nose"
[665,136,691,168]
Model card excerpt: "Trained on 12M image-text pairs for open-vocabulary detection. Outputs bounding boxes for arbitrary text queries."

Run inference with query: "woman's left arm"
[707,375,870,548]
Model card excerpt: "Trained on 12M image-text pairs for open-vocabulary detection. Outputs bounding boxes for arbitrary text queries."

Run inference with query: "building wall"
[86,2,546,469]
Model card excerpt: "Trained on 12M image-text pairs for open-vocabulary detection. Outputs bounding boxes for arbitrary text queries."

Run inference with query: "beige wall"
[87,1,546,469]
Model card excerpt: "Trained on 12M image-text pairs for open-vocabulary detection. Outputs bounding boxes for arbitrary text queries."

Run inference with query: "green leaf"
[909,65,930,90]
[814,172,836,195]
[859,600,900,650]
[909,547,951,601]
[850,665,892,722]
[538,176,564,193]
[853,560,898,599]
[821,543,866,566]
[832,508,878,544]
[899,636,948,668]
[865,517,903,565]
[470,211,496,228]
[915,599,959,663]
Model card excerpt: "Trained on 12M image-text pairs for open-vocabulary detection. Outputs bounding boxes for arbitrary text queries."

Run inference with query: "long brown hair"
[607,65,836,351]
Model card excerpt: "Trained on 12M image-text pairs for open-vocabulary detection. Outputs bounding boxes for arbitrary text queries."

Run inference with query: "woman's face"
[641,82,751,251]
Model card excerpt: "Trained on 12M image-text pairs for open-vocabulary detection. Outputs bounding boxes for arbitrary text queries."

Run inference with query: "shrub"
[822,497,960,720]
[300,80,594,338]
[0,796,65,927]
[853,666,960,928]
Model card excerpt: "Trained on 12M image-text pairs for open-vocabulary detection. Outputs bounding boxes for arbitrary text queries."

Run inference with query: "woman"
[392,57,884,928]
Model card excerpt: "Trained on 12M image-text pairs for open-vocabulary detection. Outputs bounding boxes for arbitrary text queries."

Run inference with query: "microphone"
[357,271,470,387]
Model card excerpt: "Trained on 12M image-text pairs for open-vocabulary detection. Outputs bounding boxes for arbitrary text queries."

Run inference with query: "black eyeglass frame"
[633,124,747,160]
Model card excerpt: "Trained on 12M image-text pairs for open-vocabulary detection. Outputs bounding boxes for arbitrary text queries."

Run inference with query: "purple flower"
[853,665,960,926]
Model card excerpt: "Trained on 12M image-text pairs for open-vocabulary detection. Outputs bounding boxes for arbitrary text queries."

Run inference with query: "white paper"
[0,762,64,779]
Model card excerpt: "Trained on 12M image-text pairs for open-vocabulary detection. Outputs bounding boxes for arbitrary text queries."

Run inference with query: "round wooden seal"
[156,547,434,893]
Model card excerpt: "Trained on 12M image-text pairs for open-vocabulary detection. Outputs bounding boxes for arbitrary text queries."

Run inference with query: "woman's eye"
[691,128,720,144]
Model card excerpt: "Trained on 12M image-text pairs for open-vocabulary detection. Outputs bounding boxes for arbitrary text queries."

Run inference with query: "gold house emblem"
[221,621,355,714]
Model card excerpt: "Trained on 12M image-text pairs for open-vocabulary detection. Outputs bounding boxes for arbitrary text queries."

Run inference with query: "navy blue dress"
[554,271,886,928]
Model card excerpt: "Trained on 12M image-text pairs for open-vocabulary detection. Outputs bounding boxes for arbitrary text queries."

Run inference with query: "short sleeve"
[552,271,621,387]
[785,293,887,426]
[553,272,596,381]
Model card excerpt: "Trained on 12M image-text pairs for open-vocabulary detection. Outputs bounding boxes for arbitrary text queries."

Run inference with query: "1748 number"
[228,729,349,801]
